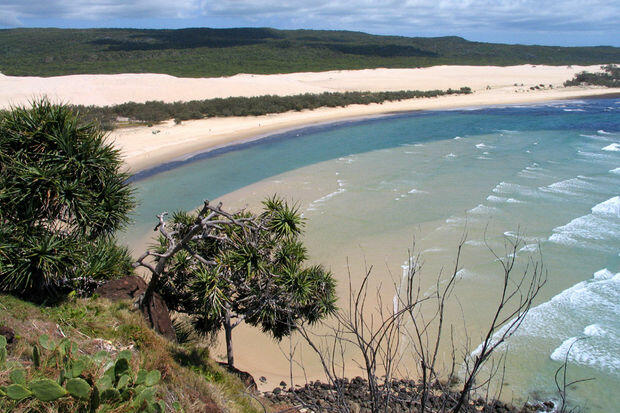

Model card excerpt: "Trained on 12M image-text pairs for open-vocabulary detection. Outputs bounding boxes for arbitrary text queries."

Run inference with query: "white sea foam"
[408,188,428,194]
[473,268,620,374]
[468,204,498,214]
[519,243,539,253]
[445,216,466,225]
[550,336,620,373]
[456,268,477,279]
[453,136,463,140]
[591,196,620,217]
[486,195,524,204]
[563,108,586,112]
[597,130,612,135]
[539,177,595,196]
[602,143,620,151]
[492,182,540,198]
[475,143,490,149]
[518,163,549,179]
[549,197,620,250]
[307,180,347,211]
[610,167,620,174]
[445,153,457,158]
[338,156,356,163]
[580,133,610,141]
[583,324,606,337]
[593,268,615,280]
[464,239,485,247]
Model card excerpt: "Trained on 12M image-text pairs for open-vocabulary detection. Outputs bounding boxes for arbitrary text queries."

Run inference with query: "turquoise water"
[124,98,619,411]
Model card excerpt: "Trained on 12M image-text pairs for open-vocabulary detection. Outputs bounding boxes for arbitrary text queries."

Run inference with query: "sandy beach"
[1,64,618,173]
[3,64,619,392]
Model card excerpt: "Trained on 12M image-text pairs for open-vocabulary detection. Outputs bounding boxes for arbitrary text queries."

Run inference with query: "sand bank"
[1,64,617,173]
[112,86,618,173]
[0,64,610,108]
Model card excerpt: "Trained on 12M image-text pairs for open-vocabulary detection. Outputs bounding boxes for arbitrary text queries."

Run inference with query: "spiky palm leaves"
[0,100,135,299]
[154,197,337,351]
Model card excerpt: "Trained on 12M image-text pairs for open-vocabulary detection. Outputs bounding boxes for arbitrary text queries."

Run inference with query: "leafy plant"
[0,100,135,300]
[564,64,619,87]
[136,197,337,369]
[0,334,165,412]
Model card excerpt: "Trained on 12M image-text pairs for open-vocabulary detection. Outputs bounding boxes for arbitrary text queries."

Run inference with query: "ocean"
[123,97,619,411]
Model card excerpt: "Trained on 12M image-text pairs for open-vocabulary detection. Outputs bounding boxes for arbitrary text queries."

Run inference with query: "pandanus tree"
[0,100,135,299]
[135,197,337,367]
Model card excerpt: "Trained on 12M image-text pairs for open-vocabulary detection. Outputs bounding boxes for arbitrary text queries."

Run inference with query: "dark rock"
[543,401,555,409]
[0,325,15,344]
[95,276,175,341]
[259,376,267,383]
[280,380,287,387]
[217,363,258,391]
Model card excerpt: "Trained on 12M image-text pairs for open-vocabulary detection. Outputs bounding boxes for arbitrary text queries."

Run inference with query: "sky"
[1,0,618,47]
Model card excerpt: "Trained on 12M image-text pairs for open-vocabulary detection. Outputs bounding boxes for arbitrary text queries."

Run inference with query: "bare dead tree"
[553,338,595,413]
[287,232,547,413]
[454,235,546,411]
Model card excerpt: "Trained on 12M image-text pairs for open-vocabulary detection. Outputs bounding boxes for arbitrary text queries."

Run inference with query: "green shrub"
[564,64,619,87]
[71,87,473,128]
[0,334,166,412]
[0,100,135,300]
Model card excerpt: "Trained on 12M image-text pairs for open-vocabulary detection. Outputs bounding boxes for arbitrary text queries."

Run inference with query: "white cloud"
[1,0,618,36]
[0,0,200,22]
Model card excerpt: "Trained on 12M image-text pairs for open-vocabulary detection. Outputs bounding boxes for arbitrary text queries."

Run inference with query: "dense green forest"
[1,27,618,77]
[72,88,472,129]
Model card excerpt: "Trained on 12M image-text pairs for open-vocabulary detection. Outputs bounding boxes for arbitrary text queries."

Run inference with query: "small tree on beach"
[0,100,135,299]
[135,196,337,368]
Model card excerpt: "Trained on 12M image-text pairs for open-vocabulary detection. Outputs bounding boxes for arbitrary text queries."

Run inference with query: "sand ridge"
[1,65,618,174]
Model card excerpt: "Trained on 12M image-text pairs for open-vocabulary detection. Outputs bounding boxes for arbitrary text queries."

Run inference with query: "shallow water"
[122,98,619,411]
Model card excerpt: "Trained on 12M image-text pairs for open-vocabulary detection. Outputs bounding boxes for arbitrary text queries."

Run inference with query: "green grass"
[0,294,266,412]
[1,27,618,78]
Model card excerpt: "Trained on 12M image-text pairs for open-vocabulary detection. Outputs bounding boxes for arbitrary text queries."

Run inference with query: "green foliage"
[73,88,473,129]
[564,64,619,87]
[0,100,135,300]
[0,333,164,411]
[155,197,337,346]
[29,378,68,401]
[0,28,618,78]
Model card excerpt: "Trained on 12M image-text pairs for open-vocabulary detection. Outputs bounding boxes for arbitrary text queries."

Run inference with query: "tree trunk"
[224,308,234,368]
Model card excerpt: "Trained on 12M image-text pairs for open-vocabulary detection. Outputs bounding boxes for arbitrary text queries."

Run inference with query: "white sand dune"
[1,64,618,173]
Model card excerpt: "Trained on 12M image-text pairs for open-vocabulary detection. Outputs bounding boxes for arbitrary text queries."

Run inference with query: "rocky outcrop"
[263,377,557,413]
[95,276,176,342]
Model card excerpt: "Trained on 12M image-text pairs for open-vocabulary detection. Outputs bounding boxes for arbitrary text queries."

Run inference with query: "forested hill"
[1,27,619,77]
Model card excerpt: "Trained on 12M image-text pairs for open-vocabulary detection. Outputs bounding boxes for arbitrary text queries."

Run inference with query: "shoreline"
[115,88,620,176]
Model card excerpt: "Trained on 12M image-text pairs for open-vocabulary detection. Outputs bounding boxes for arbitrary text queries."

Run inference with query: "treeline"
[564,64,619,87]
[1,28,618,77]
[73,87,472,130]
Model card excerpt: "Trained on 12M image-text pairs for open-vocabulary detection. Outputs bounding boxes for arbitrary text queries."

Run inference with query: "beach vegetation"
[564,64,619,87]
[0,100,135,300]
[134,197,337,369]
[73,88,472,130]
[0,293,266,412]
